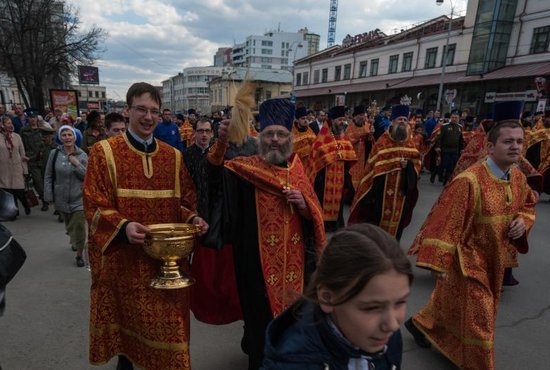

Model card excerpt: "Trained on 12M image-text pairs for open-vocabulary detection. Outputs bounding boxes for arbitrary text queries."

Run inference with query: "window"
[281,58,288,65]
[425,47,438,69]
[261,57,272,63]
[261,40,273,46]
[370,58,379,76]
[102,92,106,98]
[359,61,368,77]
[296,73,302,86]
[321,68,328,83]
[388,55,399,74]
[261,64,272,69]
[441,43,456,66]
[88,90,93,97]
[530,26,550,54]
[343,63,351,80]
[78,91,81,97]
[303,71,309,85]
[402,52,413,72]
[265,91,272,99]
[261,49,272,55]
[313,70,320,84]
[335,66,342,81]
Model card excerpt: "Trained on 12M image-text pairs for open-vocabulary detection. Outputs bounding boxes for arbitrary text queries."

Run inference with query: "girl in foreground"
[262,223,412,370]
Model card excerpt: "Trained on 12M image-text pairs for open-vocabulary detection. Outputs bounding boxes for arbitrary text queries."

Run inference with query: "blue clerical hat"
[492,101,523,122]
[353,105,366,116]
[259,98,295,131]
[328,106,346,119]
[295,106,307,119]
[390,105,410,121]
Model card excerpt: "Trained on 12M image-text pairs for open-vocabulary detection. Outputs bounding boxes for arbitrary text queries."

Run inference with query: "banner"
[49,89,79,120]
[78,66,100,84]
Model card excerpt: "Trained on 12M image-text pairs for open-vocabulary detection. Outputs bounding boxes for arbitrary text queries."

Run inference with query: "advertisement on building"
[50,89,79,120]
[78,66,100,84]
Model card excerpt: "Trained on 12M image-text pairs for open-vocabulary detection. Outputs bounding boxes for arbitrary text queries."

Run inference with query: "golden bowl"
[143,223,201,289]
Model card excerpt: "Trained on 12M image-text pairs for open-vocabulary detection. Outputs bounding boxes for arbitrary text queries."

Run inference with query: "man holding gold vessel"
[83,82,208,370]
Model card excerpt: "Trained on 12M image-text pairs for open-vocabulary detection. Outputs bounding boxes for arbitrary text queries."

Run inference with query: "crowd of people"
[0,83,549,370]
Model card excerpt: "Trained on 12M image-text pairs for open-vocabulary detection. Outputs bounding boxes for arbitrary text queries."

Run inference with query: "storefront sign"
[485,90,537,103]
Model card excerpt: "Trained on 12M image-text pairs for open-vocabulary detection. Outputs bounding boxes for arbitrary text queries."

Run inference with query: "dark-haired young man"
[84,82,208,370]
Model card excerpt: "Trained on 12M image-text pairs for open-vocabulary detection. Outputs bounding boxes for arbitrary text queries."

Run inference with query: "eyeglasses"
[196,129,212,134]
[262,130,290,139]
[132,105,161,117]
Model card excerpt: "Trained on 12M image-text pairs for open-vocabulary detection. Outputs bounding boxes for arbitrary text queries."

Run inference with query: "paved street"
[1,176,549,370]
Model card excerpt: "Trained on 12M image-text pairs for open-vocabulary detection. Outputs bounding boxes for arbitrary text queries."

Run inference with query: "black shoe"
[57,215,63,223]
[405,318,431,348]
[76,256,85,268]
[24,207,31,215]
[429,172,436,184]
[116,355,134,370]
[502,268,519,286]
[41,203,49,211]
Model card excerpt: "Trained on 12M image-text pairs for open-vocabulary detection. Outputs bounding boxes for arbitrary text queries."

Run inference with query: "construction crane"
[327,0,338,47]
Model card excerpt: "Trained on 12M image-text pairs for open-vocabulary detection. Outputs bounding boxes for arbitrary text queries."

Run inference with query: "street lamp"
[288,42,303,103]
[436,0,454,114]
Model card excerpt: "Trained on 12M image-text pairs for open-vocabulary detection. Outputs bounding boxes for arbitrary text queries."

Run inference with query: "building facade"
[294,0,550,116]
[182,66,224,113]
[70,84,107,113]
[209,67,292,112]
[162,73,185,112]
[0,72,25,111]
[231,28,315,71]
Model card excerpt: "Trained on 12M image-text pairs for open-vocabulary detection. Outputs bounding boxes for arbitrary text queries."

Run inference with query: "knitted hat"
[56,125,82,147]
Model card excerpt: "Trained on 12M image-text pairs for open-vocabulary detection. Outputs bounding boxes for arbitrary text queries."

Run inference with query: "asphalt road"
[1,176,549,370]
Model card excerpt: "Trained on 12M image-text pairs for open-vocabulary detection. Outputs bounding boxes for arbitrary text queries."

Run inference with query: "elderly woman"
[44,125,88,267]
[0,116,30,217]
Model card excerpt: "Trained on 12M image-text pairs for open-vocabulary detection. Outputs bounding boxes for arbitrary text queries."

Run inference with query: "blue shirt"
[153,121,183,152]
[486,157,510,180]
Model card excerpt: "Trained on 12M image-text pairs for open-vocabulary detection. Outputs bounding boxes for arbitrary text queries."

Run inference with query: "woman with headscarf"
[44,125,88,267]
[0,116,30,217]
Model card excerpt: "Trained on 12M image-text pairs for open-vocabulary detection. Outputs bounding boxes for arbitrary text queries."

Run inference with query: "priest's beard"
[259,137,293,165]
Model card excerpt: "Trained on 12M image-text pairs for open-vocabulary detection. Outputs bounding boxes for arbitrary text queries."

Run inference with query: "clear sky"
[68,0,468,101]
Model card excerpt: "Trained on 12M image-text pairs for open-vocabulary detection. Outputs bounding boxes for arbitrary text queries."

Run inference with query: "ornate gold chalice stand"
[143,223,201,289]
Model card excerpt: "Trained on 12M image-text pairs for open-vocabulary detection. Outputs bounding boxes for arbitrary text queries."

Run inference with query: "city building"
[209,67,292,112]
[231,28,318,71]
[294,0,550,116]
[70,84,107,113]
[162,73,184,112]
[0,72,25,110]
[214,47,233,67]
[182,66,224,113]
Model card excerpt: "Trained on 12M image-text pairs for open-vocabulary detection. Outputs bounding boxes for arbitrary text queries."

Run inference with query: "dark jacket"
[262,301,402,370]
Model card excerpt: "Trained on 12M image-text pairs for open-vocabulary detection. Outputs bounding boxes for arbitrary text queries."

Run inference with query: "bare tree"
[0,0,106,111]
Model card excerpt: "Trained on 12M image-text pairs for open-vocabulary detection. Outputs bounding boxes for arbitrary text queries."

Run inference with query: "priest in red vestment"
[307,106,357,232]
[84,82,208,370]
[405,101,537,370]
[348,104,421,240]
[221,98,326,370]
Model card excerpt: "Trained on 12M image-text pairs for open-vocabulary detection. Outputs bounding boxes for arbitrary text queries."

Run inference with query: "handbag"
[25,177,39,208]
[0,224,27,286]
[0,189,18,222]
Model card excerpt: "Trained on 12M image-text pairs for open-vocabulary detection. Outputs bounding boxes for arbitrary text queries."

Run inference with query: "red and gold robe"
[225,154,326,316]
[408,161,536,370]
[84,134,197,370]
[308,124,357,222]
[348,130,421,238]
[179,120,194,147]
[346,121,375,190]
[291,124,316,170]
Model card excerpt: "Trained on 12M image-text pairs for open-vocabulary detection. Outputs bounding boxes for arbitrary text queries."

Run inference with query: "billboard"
[50,89,79,120]
[78,66,100,84]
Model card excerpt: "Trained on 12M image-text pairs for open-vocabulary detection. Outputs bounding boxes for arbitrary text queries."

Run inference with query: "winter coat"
[43,145,87,213]
[0,132,27,189]
[262,301,402,370]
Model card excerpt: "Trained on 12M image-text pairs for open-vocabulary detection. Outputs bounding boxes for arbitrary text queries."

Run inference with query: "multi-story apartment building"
[231,28,316,71]
[162,73,184,112]
[182,67,224,113]
[294,0,550,116]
